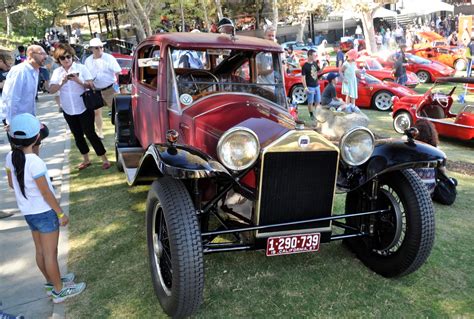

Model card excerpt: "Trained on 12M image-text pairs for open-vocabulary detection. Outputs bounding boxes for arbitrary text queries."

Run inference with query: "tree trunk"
[4,0,11,35]
[179,0,185,31]
[200,0,210,31]
[272,0,278,30]
[126,0,146,41]
[360,9,376,54]
[132,0,152,36]
[215,0,223,20]
[296,12,308,43]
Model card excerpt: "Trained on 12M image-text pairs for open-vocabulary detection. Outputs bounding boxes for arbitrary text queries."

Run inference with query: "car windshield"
[365,59,383,70]
[406,54,430,64]
[359,73,380,84]
[169,47,286,109]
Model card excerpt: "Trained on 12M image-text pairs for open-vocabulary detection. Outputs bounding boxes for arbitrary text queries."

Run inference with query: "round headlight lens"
[339,127,374,166]
[217,127,260,171]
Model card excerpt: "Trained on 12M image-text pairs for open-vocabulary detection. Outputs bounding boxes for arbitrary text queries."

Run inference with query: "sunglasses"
[59,55,72,61]
[91,46,103,50]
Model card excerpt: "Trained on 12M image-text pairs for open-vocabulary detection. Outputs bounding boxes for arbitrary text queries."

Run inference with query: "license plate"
[266,233,321,257]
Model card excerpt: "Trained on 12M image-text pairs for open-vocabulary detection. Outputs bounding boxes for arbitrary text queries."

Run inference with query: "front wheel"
[372,90,394,111]
[416,70,431,83]
[290,84,307,104]
[393,111,413,134]
[146,177,204,318]
[344,169,435,278]
[454,59,467,71]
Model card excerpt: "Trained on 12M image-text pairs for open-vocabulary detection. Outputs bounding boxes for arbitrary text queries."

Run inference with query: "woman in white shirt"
[49,44,110,170]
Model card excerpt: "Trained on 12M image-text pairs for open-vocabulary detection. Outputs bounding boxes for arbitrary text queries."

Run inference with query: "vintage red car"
[112,31,445,317]
[356,56,419,88]
[376,52,456,83]
[285,66,417,111]
[392,77,474,140]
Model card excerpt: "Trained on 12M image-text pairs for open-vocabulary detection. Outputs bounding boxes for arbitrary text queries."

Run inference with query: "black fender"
[133,143,231,183]
[111,94,132,125]
[338,138,446,191]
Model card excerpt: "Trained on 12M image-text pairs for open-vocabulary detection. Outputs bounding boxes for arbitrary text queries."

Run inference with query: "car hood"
[430,61,454,73]
[399,94,424,104]
[381,81,417,95]
[183,94,294,158]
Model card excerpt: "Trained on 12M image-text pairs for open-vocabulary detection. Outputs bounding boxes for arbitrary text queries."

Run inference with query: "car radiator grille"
[257,151,338,234]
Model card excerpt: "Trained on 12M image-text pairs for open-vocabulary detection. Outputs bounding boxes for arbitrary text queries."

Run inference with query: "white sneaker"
[51,282,86,303]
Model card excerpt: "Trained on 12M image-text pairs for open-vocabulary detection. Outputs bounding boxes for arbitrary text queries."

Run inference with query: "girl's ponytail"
[11,144,27,198]
[9,135,39,199]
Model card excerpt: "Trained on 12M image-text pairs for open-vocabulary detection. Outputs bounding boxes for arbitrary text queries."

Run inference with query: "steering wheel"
[433,93,449,108]
[177,69,219,95]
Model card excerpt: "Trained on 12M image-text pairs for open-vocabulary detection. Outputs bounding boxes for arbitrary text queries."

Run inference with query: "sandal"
[102,162,111,170]
[78,162,92,170]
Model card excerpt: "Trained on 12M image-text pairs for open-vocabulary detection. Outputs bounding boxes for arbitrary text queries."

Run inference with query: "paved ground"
[0,94,70,319]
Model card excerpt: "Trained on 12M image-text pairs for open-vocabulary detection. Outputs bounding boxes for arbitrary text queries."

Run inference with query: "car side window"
[137,45,160,89]
[233,61,250,82]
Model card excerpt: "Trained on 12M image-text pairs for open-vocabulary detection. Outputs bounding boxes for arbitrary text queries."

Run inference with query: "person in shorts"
[5,113,86,303]
[301,49,324,121]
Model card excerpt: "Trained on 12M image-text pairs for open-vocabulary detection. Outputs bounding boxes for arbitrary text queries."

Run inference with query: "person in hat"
[320,72,346,110]
[217,17,235,35]
[5,113,86,304]
[84,38,121,139]
[339,49,360,111]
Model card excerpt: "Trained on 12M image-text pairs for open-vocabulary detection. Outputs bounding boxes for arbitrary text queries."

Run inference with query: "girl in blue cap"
[5,113,86,303]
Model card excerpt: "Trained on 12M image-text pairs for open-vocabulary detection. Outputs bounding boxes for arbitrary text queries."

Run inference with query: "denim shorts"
[24,209,59,233]
[307,86,321,104]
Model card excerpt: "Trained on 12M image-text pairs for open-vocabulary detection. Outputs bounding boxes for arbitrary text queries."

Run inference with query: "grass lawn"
[66,106,473,318]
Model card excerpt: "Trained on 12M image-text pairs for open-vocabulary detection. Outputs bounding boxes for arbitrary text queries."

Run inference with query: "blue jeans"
[307,86,321,104]
[24,209,59,233]
[467,59,473,77]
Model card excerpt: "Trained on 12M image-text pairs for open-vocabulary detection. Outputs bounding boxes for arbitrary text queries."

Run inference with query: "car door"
[133,44,164,148]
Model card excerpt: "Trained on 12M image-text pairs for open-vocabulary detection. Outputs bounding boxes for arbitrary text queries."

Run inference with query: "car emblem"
[180,94,193,106]
[298,135,310,148]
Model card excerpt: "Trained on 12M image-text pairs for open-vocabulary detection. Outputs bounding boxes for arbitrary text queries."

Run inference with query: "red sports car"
[376,53,456,84]
[356,56,419,88]
[285,66,417,111]
[392,77,474,140]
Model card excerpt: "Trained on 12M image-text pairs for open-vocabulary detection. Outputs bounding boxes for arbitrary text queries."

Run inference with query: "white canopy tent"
[400,0,454,15]
[372,7,397,19]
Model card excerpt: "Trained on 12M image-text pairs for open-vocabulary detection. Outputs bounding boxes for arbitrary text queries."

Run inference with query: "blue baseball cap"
[9,113,41,139]
[327,72,338,82]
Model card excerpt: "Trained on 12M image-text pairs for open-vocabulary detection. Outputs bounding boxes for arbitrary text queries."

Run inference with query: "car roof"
[142,32,283,53]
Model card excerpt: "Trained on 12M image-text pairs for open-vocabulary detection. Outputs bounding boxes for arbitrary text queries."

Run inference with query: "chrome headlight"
[339,127,374,166]
[217,127,260,171]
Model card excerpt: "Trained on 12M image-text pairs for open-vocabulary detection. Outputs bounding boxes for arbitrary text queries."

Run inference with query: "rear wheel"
[416,71,431,83]
[146,177,204,318]
[372,90,394,111]
[454,59,466,71]
[290,84,307,104]
[393,111,413,134]
[344,169,435,278]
